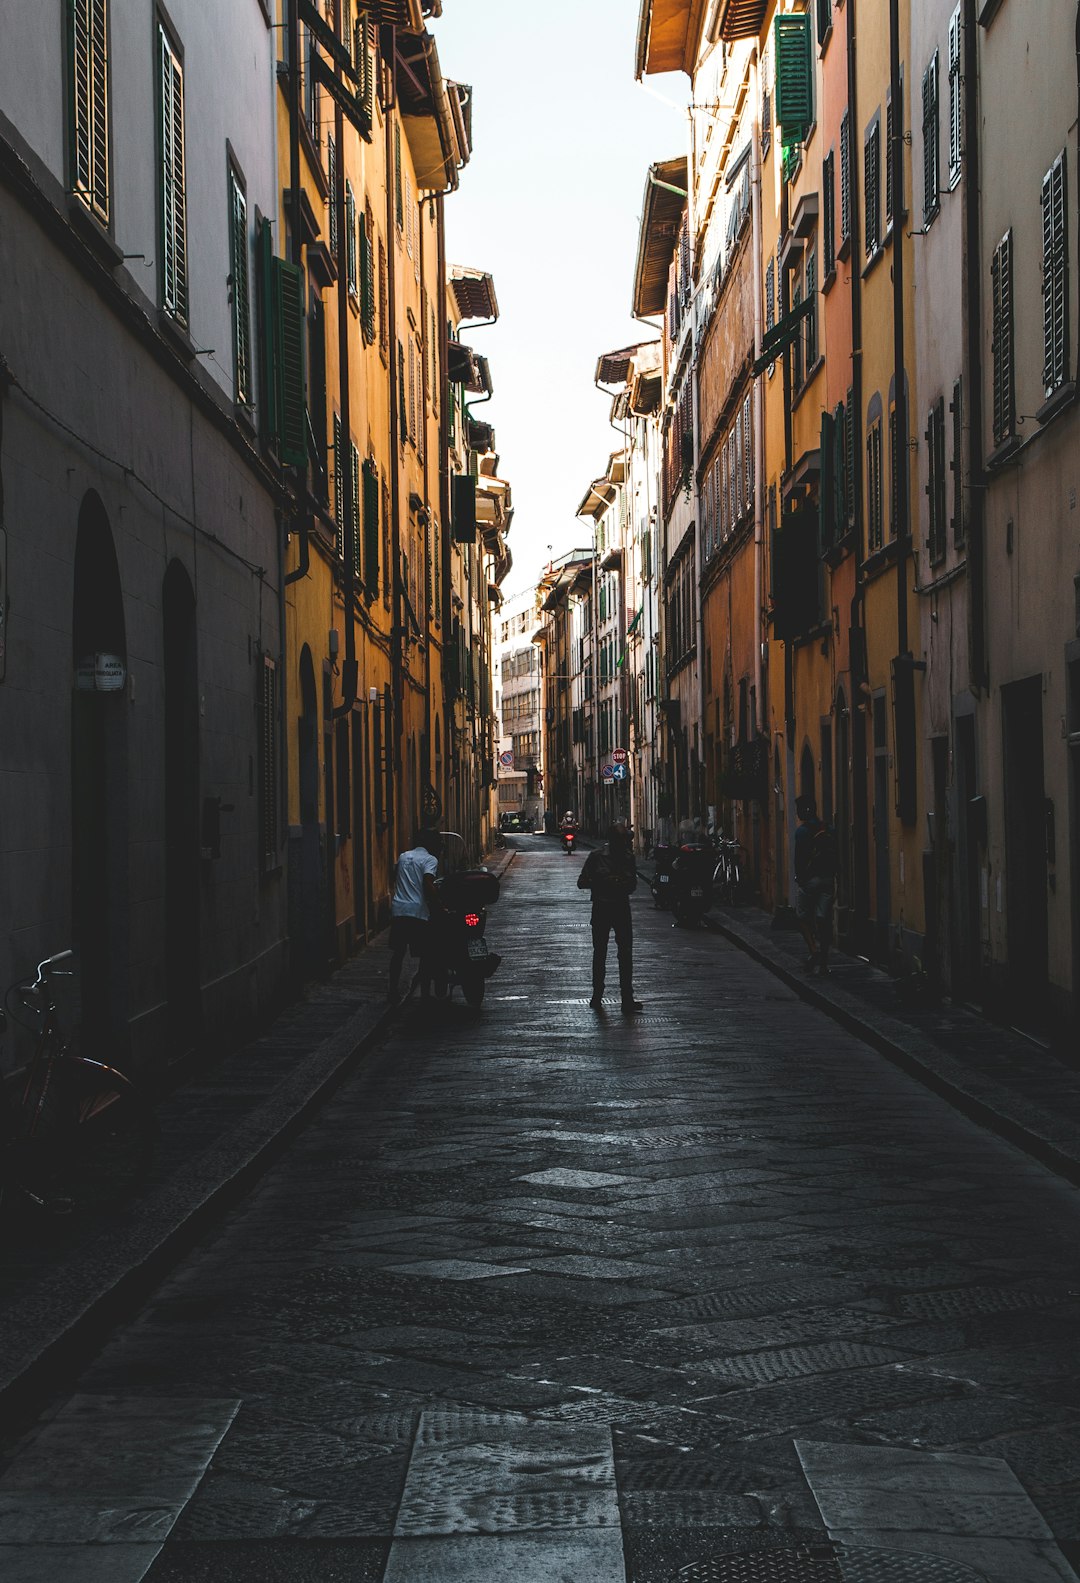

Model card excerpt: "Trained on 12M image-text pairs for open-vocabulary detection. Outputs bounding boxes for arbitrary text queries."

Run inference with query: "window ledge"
[837,235,851,263]
[823,528,856,567]
[791,355,825,413]
[862,538,902,581]
[862,245,884,280]
[1036,380,1076,426]
[921,202,940,233]
[978,0,1006,26]
[822,264,838,294]
[986,434,1021,470]
[158,310,197,362]
[67,195,123,268]
[818,22,834,57]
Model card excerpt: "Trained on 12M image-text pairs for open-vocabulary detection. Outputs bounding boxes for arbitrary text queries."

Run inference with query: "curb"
[0,850,522,1430]
[709,907,1080,1189]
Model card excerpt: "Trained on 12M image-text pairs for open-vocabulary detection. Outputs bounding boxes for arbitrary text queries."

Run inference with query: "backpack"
[806,822,838,884]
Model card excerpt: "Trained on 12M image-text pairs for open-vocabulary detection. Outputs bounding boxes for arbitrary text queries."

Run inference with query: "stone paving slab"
[705,900,1080,1186]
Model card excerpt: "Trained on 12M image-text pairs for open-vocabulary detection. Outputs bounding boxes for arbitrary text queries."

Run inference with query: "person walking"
[577,820,643,1013]
[388,828,442,1002]
[793,795,838,976]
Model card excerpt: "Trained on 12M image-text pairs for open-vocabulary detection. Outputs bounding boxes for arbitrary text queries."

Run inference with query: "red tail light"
[465,912,480,928]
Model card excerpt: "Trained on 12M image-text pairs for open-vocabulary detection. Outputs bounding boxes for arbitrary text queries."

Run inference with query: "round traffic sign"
[612,747,628,764]
[601,764,615,781]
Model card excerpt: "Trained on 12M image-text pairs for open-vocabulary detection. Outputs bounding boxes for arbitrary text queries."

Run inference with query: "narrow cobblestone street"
[3,839,1080,1583]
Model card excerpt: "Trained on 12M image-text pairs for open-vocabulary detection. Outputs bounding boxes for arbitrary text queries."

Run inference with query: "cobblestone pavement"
[2,836,1080,1583]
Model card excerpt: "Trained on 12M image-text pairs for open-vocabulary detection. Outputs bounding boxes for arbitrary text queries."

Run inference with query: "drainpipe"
[689,105,707,824]
[890,0,910,661]
[332,2,357,719]
[386,26,402,858]
[751,45,765,739]
[962,0,986,689]
[848,0,871,942]
[283,0,310,588]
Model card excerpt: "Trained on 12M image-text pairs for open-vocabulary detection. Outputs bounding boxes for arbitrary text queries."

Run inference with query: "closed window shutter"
[1042,153,1069,398]
[743,392,753,511]
[229,171,252,405]
[765,257,775,332]
[922,55,940,222]
[927,399,946,564]
[886,94,895,226]
[408,339,417,443]
[394,124,403,229]
[159,25,188,324]
[415,337,424,459]
[398,341,408,438]
[271,256,307,466]
[346,182,357,296]
[819,408,835,548]
[991,230,1014,443]
[350,442,361,579]
[360,208,375,341]
[327,135,338,258]
[948,7,962,184]
[405,173,413,257]
[865,122,880,257]
[363,456,379,596]
[71,0,110,223]
[949,378,964,546]
[845,384,856,525]
[823,151,835,274]
[333,413,343,525]
[840,109,851,244]
[774,12,813,145]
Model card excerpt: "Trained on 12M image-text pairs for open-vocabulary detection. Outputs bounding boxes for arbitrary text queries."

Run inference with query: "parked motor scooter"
[431,834,502,1008]
[649,841,677,908]
[669,842,714,926]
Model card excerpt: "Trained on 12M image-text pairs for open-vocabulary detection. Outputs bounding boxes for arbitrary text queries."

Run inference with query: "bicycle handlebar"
[35,950,74,983]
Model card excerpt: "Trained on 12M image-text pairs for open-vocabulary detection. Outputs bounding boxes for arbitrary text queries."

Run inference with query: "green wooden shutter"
[394,124,403,229]
[359,211,375,342]
[350,442,361,578]
[362,455,379,596]
[845,384,856,524]
[991,230,1014,443]
[229,171,252,405]
[257,219,278,442]
[71,0,110,223]
[922,56,939,223]
[333,413,343,524]
[774,13,812,145]
[346,182,357,296]
[1042,154,1068,398]
[159,24,188,324]
[840,109,851,244]
[327,134,338,258]
[358,12,374,129]
[865,122,880,256]
[271,256,307,466]
[819,409,835,549]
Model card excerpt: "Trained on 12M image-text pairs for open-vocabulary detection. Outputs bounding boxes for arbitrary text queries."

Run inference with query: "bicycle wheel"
[63,1060,157,1211]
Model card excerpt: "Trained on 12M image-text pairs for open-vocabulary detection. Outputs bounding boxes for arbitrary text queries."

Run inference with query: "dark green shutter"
[359,211,375,342]
[333,413,343,524]
[394,124,403,229]
[774,13,812,145]
[350,443,361,578]
[258,219,278,443]
[271,256,307,466]
[229,172,252,405]
[362,456,379,596]
[819,410,835,550]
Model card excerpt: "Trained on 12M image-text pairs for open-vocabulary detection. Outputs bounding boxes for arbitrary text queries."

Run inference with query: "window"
[345,181,357,298]
[948,6,962,187]
[804,245,818,371]
[158,21,188,324]
[302,23,318,146]
[927,396,947,565]
[360,204,375,342]
[327,135,338,257]
[922,54,940,224]
[864,118,881,259]
[990,229,1014,445]
[70,0,110,224]
[1041,152,1069,400]
[774,11,813,145]
[866,418,884,552]
[823,151,836,276]
[950,378,964,545]
[816,0,832,45]
[840,109,851,249]
[228,169,252,406]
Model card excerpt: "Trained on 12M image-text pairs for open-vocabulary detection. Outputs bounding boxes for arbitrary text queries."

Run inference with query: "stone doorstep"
[705,902,1080,1190]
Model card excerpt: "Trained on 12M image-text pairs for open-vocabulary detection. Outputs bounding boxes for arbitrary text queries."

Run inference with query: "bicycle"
[711,833,746,905]
[0,950,156,1225]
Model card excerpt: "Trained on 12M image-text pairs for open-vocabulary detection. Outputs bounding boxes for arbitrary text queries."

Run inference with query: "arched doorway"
[71,493,129,1062]
[162,561,200,1047]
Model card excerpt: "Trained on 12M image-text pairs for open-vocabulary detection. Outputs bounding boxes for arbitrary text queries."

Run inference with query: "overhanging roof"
[636,0,709,77]
[368,0,425,31]
[632,157,688,317]
[595,343,648,387]
[577,478,617,520]
[714,0,768,40]
[398,34,468,191]
[449,266,499,324]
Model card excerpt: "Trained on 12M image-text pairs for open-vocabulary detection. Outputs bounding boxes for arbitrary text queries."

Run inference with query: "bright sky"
[430,2,685,600]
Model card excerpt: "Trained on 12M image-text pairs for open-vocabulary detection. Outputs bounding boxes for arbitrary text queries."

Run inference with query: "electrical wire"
[0,355,271,581]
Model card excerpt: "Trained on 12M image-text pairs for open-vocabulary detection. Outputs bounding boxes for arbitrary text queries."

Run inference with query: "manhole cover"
[677,1544,987,1583]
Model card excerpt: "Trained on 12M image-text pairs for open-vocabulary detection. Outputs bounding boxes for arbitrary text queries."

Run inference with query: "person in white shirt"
[388,828,442,1002]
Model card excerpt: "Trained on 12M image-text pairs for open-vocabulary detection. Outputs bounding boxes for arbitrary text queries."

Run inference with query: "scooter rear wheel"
[462,973,486,1008]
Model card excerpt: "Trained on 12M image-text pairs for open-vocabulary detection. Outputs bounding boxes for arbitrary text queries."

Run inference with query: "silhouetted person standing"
[578,821,642,1013]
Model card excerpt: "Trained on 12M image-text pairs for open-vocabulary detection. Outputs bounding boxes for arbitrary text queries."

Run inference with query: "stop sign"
[612,747,628,764]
